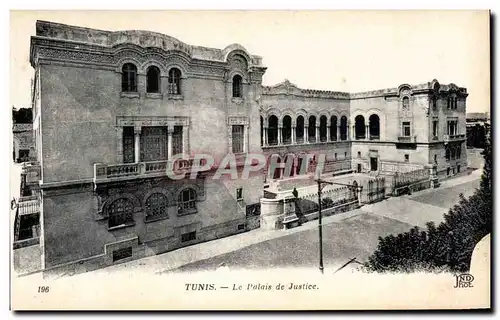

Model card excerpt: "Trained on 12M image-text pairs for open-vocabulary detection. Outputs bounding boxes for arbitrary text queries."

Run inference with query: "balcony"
[17,195,40,216]
[397,136,416,143]
[444,134,466,142]
[21,162,41,185]
[93,158,202,183]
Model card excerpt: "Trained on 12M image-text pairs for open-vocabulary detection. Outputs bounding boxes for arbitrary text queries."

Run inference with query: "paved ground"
[67,168,482,278]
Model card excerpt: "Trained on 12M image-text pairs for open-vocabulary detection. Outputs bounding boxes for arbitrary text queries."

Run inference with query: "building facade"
[23,20,468,275]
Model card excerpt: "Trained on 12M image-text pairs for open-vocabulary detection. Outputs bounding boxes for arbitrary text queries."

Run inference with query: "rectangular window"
[402,122,411,136]
[140,126,168,162]
[404,154,409,162]
[172,126,183,156]
[432,121,439,137]
[432,98,437,110]
[122,126,135,163]
[236,187,243,200]
[112,247,132,262]
[232,125,244,153]
[181,231,196,242]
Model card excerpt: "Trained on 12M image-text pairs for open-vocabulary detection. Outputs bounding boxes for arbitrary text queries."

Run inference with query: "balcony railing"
[21,162,41,185]
[444,134,466,142]
[94,158,201,182]
[397,136,416,143]
[17,196,40,216]
[369,135,380,140]
[355,135,366,140]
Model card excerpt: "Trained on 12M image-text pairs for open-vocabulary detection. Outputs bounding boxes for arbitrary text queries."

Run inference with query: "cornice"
[262,79,350,100]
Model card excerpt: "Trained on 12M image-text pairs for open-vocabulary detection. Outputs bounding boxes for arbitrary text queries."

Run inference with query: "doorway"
[357,164,362,173]
[370,157,378,171]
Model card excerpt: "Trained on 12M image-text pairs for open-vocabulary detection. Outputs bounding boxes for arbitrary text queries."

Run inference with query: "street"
[170,178,480,273]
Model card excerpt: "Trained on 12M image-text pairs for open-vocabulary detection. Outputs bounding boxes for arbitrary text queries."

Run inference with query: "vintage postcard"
[9,10,491,310]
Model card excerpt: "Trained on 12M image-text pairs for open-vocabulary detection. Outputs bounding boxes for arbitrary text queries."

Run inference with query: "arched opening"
[108,198,134,228]
[146,66,160,93]
[319,115,327,142]
[340,116,348,140]
[283,154,295,178]
[168,68,182,95]
[296,116,304,144]
[121,63,137,92]
[282,115,292,145]
[355,115,366,139]
[308,116,316,143]
[330,116,338,141]
[232,75,243,98]
[272,155,282,180]
[268,115,279,145]
[402,96,410,109]
[178,188,197,214]
[369,114,380,140]
[260,116,264,146]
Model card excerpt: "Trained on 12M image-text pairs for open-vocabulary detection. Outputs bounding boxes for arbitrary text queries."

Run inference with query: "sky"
[10,10,490,113]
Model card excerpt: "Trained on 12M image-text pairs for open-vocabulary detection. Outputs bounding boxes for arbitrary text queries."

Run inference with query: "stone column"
[305,126,309,143]
[134,125,141,163]
[327,126,331,142]
[366,125,370,140]
[264,127,268,146]
[292,126,296,144]
[182,126,189,156]
[278,127,282,145]
[315,126,320,143]
[337,125,341,141]
[167,127,174,160]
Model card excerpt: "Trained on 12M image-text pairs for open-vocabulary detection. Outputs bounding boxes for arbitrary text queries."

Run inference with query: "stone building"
[23,20,468,275]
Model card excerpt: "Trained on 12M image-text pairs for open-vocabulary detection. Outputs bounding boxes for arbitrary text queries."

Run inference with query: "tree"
[365,126,492,273]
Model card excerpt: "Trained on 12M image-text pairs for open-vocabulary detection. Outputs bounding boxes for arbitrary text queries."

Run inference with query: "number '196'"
[38,286,50,293]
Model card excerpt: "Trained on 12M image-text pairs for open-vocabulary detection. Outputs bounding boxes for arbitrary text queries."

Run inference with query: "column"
[346,124,350,141]
[264,127,268,146]
[278,127,282,145]
[115,126,123,163]
[352,125,356,140]
[337,125,341,141]
[315,126,319,143]
[366,125,370,140]
[305,126,309,143]
[134,125,141,163]
[292,126,296,144]
[327,126,331,142]
[182,126,189,156]
[167,127,173,159]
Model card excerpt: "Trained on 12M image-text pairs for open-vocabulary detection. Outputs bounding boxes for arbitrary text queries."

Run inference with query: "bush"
[365,126,492,273]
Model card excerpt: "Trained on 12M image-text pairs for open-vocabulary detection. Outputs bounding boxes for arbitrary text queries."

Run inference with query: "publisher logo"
[453,273,474,288]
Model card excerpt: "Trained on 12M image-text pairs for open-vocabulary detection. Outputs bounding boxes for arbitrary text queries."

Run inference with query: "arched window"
[330,116,338,141]
[108,198,134,228]
[232,75,243,98]
[369,114,380,140]
[402,96,410,109]
[282,115,292,144]
[146,66,161,93]
[296,116,304,144]
[178,188,197,215]
[354,115,366,139]
[268,115,279,145]
[308,116,316,143]
[145,193,168,221]
[168,68,182,95]
[121,63,137,92]
[340,116,348,141]
[319,116,327,142]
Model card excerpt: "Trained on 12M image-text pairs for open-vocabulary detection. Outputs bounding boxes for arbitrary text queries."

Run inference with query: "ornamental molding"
[262,79,350,100]
[227,116,249,125]
[116,116,190,127]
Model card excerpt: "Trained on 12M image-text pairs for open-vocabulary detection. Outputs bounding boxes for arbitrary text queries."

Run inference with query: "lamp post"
[315,172,363,274]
